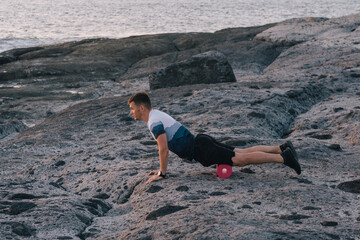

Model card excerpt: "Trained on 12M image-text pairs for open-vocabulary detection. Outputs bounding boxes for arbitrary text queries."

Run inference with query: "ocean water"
[0,0,359,53]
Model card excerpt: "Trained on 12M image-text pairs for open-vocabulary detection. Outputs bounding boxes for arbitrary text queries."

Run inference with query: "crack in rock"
[146,205,188,220]
[77,199,112,239]
[117,180,143,204]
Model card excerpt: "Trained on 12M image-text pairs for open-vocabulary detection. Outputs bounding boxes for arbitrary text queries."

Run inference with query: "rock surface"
[0,23,278,140]
[0,13,359,239]
[149,51,236,89]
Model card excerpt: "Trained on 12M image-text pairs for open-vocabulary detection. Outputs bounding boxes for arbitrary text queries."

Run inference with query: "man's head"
[128,91,152,121]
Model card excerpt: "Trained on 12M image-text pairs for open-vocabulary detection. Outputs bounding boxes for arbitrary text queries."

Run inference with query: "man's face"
[129,102,142,120]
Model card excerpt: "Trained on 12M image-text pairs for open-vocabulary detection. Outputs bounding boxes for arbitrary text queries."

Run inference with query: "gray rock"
[149,51,236,90]
[0,24,281,142]
[0,119,27,140]
[241,205,253,209]
[175,186,189,192]
[247,112,266,119]
[240,168,255,174]
[0,13,359,240]
[145,205,188,220]
[303,206,322,211]
[8,193,39,200]
[321,221,338,227]
[328,144,342,151]
[145,185,163,193]
[338,179,360,194]
[93,193,110,199]
[9,202,36,215]
[279,214,311,220]
[209,191,227,196]
[10,222,34,237]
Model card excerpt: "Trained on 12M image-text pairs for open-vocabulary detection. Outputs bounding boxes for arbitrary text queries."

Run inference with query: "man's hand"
[146,175,164,184]
[146,170,164,184]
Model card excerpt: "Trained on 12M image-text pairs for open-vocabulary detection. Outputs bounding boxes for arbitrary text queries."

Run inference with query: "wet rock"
[0,119,27,140]
[286,89,303,98]
[176,186,189,192]
[145,205,188,220]
[146,185,164,193]
[168,229,181,235]
[279,214,311,220]
[328,144,342,151]
[103,156,116,161]
[149,51,236,90]
[241,205,253,209]
[292,177,313,184]
[0,47,43,66]
[10,222,34,237]
[240,168,255,174]
[75,213,92,225]
[209,192,227,196]
[224,139,248,147]
[9,202,36,215]
[93,193,110,199]
[140,141,157,146]
[83,199,111,216]
[247,112,266,119]
[0,54,16,65]
[9,193,39,200]
[325,233,340,240]
[55,160,66,167]
[0,201,11,213]
[306,132,333,140]
[288,108,296,115]
[49,181,66,190]
[303,206,322,211]
[321,221,338,227]
[282,129,294,137]
[333,107,344,113]
[338,179,360,194]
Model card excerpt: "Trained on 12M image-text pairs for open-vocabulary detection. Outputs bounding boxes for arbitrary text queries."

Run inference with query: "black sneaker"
[281,148,301,175]
[280,141,298,159]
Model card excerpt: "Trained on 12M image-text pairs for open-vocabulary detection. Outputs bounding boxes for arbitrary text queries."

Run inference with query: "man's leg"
[231,149,301,175]
[231,152,283,167]
[234,145,281,154]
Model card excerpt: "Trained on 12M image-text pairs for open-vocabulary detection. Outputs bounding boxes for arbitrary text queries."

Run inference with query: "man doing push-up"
[128,91,301,184]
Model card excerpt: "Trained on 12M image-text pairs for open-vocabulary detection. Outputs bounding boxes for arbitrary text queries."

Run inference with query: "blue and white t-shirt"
[147,109,195,160]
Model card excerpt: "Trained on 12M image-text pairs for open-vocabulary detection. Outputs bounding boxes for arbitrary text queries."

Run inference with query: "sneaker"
[281,148,301,175]
[280,141,298,159]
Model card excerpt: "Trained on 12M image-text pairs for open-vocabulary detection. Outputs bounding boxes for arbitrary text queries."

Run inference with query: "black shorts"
[194,134,235,167]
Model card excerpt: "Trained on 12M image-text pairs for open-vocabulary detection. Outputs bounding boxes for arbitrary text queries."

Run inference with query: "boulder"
[149,51,236,90]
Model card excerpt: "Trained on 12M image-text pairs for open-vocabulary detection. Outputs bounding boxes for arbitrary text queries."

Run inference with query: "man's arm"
[146,133,169,184]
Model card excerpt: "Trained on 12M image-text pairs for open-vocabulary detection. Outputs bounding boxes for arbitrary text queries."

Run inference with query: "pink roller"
[216,164,232,178]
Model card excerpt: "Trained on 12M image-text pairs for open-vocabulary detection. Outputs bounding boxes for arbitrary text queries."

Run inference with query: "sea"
[0,0,359,53]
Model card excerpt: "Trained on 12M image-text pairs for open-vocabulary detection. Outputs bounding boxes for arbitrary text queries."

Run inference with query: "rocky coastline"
[0,14,359,239]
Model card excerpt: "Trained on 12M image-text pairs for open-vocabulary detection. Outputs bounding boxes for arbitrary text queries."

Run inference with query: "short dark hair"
[128,91,152,109]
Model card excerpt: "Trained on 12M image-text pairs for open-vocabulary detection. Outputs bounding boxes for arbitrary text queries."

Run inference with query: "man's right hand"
[146,170,165,184]
[146,174,164,184]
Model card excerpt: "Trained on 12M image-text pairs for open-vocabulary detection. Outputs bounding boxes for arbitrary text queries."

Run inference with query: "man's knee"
[232,153,251,167]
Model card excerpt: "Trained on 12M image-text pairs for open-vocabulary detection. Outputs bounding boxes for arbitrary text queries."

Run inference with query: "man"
[128,91,301,184]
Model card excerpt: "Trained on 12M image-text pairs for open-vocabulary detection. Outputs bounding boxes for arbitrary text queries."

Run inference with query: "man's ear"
[139,105,145,111]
